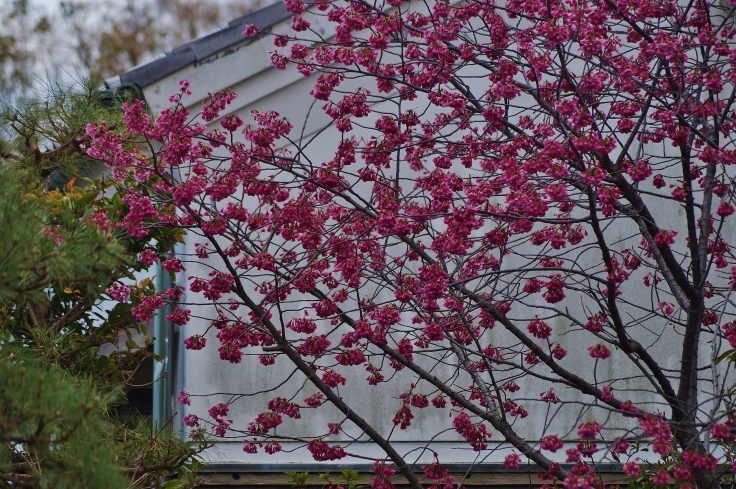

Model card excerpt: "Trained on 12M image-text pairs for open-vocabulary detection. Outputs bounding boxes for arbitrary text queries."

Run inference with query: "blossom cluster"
[85,0,736,482]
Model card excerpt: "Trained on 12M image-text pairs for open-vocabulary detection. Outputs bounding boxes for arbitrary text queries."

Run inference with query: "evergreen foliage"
[0,82,205,488]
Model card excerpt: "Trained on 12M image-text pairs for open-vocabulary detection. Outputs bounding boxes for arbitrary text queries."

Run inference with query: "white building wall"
[137,4,735,467]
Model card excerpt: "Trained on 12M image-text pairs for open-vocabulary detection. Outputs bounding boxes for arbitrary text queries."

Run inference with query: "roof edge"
[118,1,292,88]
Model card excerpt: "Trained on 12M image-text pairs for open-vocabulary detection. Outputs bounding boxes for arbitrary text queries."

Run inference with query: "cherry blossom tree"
[87,0,736,488]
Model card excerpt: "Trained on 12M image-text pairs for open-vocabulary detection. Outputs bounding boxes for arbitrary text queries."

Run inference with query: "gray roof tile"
[119,1,292,88]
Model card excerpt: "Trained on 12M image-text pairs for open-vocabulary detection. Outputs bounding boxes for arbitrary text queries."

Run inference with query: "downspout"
[173,240,187,435]
[153,256,174,428]
[107,81,174,430]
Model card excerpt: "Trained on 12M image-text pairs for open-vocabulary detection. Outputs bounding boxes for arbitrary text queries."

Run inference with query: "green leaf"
[286,471,310,488]
[715,348,736,364]
[161,480,185,489]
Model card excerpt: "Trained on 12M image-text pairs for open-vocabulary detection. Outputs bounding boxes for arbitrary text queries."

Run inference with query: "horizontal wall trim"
[198,466,629,487]
[199,462,624,473]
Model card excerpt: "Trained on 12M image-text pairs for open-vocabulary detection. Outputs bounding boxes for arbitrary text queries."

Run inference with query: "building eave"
[113,1,293,89]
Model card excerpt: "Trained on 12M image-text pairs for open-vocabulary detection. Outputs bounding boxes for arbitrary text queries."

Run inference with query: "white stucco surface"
[136,1,736,466]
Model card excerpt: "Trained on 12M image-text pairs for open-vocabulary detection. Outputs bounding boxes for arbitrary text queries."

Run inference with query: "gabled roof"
[114,1,292,89]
